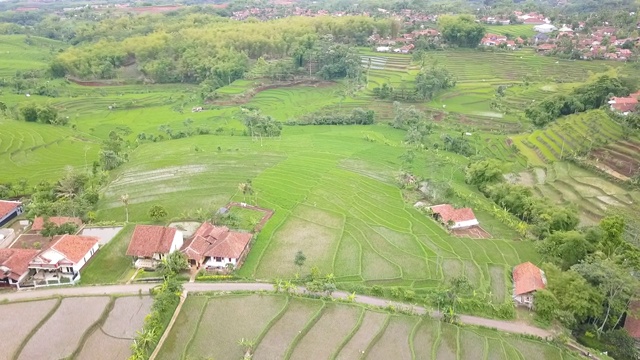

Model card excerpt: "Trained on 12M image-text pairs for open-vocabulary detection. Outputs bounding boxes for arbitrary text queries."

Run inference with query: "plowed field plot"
[77,296,153,360]
[160,294,579,360]
[0,299,58,360]
[18,296,110,360]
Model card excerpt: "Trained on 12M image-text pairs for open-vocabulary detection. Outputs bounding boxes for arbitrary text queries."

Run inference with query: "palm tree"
[121,194,130,223]
[238,180,254,203]
[55,176,78,199]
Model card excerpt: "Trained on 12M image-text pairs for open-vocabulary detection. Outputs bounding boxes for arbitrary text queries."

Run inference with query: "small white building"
[126,225,184,269]
[376,46,391,52]
[533,24,558,33]
[28,234,99,283]
[512,262,547,308]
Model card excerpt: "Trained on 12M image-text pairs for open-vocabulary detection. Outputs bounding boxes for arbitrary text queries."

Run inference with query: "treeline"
[287,108,375,126]
[525,76,634,127]
[465,159,579,238]
[51,15,392,86]
[372,64,456,102]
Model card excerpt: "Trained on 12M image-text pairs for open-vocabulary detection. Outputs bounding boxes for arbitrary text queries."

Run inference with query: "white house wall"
[170,231,184,253]
[451,219,480,229]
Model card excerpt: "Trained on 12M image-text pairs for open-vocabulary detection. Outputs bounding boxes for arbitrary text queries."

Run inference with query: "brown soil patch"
[10,234,51,250]
[433,112,445,122]
[505,138,513,147]
[211,80,334,106]
[590,148,640,177]
[451,226,492,239]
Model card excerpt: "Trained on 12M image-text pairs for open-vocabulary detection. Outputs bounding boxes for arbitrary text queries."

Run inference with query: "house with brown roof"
[126,225,184,268]
[181,222,253,270]
[429,204,479,229]
[28,234,99,284]
[609,92,640,115]
[0,248,39,287]
[31,216,83,233]
[512,262,546,308]
[0,200,23,227]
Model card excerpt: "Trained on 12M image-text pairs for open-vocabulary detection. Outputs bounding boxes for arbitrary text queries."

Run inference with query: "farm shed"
[126,225,184,269]
[429,204,479,229]
[181,222,253,270]
[0,200,23,227]
[512,262,546,308]
[28,235,99,284]
[0,248,38,287]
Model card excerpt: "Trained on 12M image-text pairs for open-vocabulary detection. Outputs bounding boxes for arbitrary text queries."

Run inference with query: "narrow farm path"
[1,282,552,339]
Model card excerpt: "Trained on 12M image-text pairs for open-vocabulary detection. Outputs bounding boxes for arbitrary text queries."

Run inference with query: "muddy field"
[0,299,58,360]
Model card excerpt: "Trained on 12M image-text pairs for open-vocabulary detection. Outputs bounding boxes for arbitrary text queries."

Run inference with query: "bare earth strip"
[77,296,153,360]
[366,315,417,360]
[336,311,388,359]
[290,304,362,360]
[18,297,110,360]
[188,294,287,360]
[254,298,323,360]
[0,299,57,360]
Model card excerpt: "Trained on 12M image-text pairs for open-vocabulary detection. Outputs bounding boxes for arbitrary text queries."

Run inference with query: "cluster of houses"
[480,11,550,26]
[126,222,253,271]
[534,25,639,61]
[371,28,441,53]
[0,198,254,289]
[1,200,98,289]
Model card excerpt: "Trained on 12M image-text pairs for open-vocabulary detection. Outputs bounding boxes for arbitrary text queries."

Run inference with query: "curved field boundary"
[360,314,391,358]
[283,302,327,359]
[10,297,62,360]
[68,297,116,359]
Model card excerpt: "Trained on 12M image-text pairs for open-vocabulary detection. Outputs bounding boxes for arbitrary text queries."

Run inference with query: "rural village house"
[126,225,184,269]
[31,216,83,233]
[181,222,253,270]
[429,204,479,229]
[512,262,546,308]
[0,200,23,227]
[609,91,640,115]
[0,248,39,287]
[28,234,99,285]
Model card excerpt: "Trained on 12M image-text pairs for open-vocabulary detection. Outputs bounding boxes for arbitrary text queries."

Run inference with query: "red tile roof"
[0,200,21,219]
[49,235,99,263]
[624,301,640,339]
[127,225,177,257]
[0,248,39,281]
[513,262,546,296]
[32,216,83,231]
[430,204,477,223]
[181,222,252,261]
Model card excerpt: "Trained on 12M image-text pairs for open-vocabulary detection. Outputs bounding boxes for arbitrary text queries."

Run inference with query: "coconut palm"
[121,194,130,223]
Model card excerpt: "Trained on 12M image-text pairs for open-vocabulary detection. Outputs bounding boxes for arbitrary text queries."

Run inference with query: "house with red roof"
[609,92,640,115]
[28,234,99,284]
[126,225,184,269]
[181,222,254,270]
[0,248,39,287]
[512,262,546,308]
[429,204,479,229]
[31,216,83,233]
[0,200,23,227]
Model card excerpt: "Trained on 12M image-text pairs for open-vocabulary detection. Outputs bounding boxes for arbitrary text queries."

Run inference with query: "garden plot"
[366,315,418,360]
[361,56,388,70]
[18,296,111,360]
[188,294,287,360]
[77,296,153,360]
[254,298,323,360]
[290,304,362,360]
[0,299,58,360]
[336,311,388,360]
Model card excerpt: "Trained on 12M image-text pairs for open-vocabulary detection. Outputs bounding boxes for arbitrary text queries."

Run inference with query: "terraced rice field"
[485,24,537,38]
[98,126,538,294]
[160,294,579,360]
[0,35,65,77]
[0,296,151,360]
